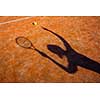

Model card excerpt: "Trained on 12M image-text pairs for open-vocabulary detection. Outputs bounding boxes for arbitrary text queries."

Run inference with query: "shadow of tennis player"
[16,27,100,74]
[36,26,100,74]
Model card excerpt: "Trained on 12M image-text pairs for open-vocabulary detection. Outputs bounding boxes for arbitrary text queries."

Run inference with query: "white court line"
[0,16,34,25]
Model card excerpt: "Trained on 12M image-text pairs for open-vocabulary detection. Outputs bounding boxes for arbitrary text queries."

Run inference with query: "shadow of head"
[47,44,65,58]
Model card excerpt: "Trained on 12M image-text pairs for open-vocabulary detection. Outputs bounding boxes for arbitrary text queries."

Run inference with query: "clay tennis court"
[0,16,100,82]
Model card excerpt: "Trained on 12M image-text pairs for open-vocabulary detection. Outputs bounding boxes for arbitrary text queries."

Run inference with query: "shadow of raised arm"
[41,26,72,51]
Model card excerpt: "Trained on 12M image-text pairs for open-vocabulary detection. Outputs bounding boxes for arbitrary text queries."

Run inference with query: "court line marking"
[0,16,34,25]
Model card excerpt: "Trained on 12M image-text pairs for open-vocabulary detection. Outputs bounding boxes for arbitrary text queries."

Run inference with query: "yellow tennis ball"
[32,22,38,26]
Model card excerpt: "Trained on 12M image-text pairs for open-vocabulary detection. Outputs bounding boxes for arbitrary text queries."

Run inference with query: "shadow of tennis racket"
[15,36,49,57]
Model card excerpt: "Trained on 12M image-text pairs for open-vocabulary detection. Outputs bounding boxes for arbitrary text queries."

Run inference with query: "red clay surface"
[0,16,100,82]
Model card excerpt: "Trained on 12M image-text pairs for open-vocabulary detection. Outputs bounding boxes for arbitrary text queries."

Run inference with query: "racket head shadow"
[16,36,34,49]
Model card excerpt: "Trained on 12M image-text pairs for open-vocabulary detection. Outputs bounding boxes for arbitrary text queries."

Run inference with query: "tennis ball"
[32,22,38,26]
